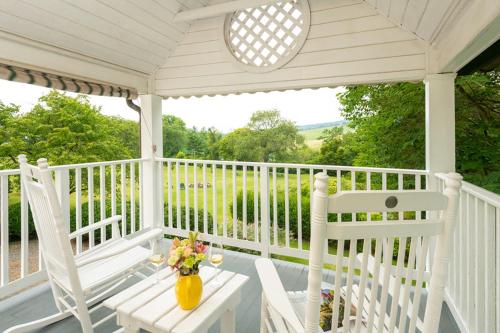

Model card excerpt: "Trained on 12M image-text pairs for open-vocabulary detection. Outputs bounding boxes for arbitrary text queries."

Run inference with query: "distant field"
[299,126,332,140]
[299,126,333,150]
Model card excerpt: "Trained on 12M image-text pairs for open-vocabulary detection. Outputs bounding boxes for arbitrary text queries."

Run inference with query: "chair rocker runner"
[256,172,462,333]
[7,156,163,333]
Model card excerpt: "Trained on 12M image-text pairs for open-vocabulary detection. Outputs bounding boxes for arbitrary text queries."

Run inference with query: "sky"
[0,79,344,132]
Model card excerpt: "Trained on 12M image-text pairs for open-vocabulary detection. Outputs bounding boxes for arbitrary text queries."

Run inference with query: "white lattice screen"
[224,0,310,71]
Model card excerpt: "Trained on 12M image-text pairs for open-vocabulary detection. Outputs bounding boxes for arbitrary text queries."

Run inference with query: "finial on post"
[314,172,329,195]
[37,158,49,170]
[18,154,27,164]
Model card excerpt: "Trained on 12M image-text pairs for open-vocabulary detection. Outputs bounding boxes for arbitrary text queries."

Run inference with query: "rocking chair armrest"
[70,215,122,239]
[255,258,304,333]
[76,227,162,267]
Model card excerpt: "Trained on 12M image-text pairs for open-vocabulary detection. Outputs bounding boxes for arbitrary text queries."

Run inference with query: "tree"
[314,127,355,166]
[0,91,136,168]
[162,115,188,157]
[330,69,499,193]
[219,110,305,162]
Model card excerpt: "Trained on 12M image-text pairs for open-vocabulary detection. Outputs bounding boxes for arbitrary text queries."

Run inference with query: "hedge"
[231,186,312,240]
[166,203,214,235]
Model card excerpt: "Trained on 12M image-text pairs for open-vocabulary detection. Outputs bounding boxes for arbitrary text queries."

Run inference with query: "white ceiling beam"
[174,0,280,22]
[428,0,500,73]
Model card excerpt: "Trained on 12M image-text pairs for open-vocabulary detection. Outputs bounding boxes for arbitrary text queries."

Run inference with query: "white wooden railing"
[1,157,498,333]
[0,158,145,299]
[436,173,500,333]
[156,158,429,263]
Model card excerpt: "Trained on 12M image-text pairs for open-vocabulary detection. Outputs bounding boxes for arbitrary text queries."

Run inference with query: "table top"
[104,266,249,333]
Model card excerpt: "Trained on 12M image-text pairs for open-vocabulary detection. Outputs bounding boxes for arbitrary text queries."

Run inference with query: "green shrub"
[7,198,140,241]
[231,187,312,240]
[166,203,214,235]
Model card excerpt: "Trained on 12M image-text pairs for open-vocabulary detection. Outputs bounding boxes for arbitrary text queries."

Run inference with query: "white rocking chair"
[256,172,461,333]
[7,156,163,333]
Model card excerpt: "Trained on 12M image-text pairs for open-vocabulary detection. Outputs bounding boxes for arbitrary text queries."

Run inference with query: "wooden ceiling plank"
[415,0,456,41]
[173,0,280,22]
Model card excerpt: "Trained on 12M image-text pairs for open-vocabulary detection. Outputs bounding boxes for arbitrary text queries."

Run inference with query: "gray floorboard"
[0,246,460,333]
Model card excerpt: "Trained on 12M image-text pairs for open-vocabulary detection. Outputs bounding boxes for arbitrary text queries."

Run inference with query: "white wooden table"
[104,266,249,333]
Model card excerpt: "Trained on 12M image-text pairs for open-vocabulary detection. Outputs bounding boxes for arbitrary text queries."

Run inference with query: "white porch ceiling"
[0,0,497,97]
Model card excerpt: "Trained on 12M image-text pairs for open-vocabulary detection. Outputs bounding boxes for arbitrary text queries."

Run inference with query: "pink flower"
[195,242,207,254]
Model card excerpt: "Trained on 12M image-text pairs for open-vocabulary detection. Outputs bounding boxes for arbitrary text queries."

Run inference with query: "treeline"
[1,69,498,193]
[0,91,139,169]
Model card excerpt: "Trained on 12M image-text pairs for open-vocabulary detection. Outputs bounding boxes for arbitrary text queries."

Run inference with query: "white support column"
[140,95,163,231]
[424,73,457,173]
[424,73,456,274]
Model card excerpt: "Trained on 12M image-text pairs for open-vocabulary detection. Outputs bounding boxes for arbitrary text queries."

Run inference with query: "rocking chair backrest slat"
[305,172,462,333]
[18,155,88,312]
[328,190,448,213]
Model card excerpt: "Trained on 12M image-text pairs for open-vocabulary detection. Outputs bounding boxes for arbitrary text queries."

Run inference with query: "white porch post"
[424,73,456,274]
[139,95,163,230]
[424,73,457,173]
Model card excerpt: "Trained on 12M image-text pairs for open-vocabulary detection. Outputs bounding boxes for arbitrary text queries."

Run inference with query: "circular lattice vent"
[223,0,310,72]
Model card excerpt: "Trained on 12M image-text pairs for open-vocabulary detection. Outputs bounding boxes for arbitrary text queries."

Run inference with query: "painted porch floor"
[0,246,459,333]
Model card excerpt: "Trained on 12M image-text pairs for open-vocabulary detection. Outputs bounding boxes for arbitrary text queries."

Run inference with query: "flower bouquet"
[167,232,208,310]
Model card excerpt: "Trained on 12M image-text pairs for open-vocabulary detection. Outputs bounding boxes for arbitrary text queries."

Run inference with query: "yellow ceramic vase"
[175,273,203,310]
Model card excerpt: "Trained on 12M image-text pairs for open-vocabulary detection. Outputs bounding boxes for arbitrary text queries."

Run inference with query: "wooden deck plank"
[0,243,460,333]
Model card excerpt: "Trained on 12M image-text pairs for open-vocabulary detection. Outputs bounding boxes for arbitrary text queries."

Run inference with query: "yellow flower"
[196,253,206,261]
[172,238,180,248]
[183,247,193,257]
[181,239,190,247]
[167,255,179,266]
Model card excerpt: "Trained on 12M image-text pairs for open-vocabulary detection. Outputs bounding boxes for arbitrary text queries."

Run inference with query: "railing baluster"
[222,164,227,238]
[202,163,207,234]
[20,176,29,277]
[185,162,190,232]
[496,207,500,333]
[88,167,95,247]
[297,168,302,250]
[309,168,314,211]
[212,163,217,236]
[176,161,181,229]
[243,165,247,239]
[484,202,495,332]
[130,162,135,234]
[111,165,116,218]
[75,168,82,254]
[167,161,173,229]
[139,161,143,230]
[1,176,9,286]
[120,163,127,236]
[398,173,403,220]
[415,174,421,220]
[351,171,355,222]
[157,161,164,229]
[254,166,259,243]
[284,167,289,248]
[99,165,106,242]
[366,172,371,222]
[273,167,277,246]
[382,172,387,221]
[337,170,342,222]
[232,164,237,239]
[194,162,198,232]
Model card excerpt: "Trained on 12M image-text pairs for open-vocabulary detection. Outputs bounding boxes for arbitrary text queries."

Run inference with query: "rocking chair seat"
[60,228,163,295]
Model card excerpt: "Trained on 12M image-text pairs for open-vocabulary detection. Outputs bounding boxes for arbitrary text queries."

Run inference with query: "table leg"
[220,309,235,333]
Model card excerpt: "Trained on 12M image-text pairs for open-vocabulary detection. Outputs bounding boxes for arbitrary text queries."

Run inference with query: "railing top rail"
[436,172,500,207]
[0,169,20,176]
[48,158,148,170]
[156,157,429,175]
[0,158,149,175]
